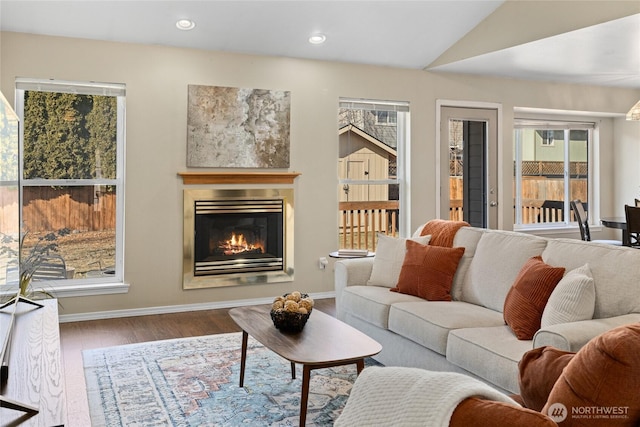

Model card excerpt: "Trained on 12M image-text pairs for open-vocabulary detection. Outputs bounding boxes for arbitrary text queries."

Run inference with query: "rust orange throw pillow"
[503,256,565,340]
[542,322,640,426]
[390,240,464,301]
[518,346,575,412]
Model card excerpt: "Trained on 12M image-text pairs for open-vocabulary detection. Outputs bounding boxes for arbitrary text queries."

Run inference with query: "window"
[513,119,592,228]
[0,92,20,283]
[15,79,126,294]
[374,110,397,125]
[540,130,556,146]
[338,99,409,251]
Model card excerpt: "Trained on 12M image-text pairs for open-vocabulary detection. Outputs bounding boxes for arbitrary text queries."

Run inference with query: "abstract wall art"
[187,85,291,168]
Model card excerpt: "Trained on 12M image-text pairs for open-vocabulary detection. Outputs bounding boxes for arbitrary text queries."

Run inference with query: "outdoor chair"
[624,204,640,248]
[4,254,68,285]
[32,254,68,281]
[570,200,622,246]
[538,200,564,223]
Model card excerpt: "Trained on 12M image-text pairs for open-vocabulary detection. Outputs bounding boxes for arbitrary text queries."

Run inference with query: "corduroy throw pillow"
[503,256,565,340]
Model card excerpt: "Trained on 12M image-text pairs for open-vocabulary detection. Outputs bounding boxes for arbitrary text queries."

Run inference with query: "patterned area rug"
[83,332,381,426]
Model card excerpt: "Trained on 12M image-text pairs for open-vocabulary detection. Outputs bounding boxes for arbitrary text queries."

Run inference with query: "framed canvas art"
[187,85,290,168]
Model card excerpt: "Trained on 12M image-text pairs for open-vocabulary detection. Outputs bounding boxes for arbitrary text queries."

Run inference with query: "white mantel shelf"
[178,171,301,185]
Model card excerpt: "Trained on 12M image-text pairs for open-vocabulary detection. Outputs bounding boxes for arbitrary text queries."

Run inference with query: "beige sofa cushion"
[461,231,548,312]
[542,238,640,318]
[541,263,595,328]
[447,325,534,394]
[340,285,423,329]
[450,227,487,301]
[367,233,431,288]
[388,301,504,355]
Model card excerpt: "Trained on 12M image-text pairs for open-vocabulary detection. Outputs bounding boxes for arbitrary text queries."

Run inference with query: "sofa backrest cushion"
[542,322,640,426]
[461,230,548,312]
[542,239,640,318]
[450,227,487,301]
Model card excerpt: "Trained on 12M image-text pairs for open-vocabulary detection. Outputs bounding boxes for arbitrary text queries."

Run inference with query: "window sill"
[513,225,577,236]
[23,282,130,299]
[514,224,606,236]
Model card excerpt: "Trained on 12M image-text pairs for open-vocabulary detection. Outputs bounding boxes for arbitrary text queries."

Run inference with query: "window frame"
[540,130,555,146]
[338,98,410,241]
[14,78,128,297]
[374,110,397,126]
[513,118,595,232]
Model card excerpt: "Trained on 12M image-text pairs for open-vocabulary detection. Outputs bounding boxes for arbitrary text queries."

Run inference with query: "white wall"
[614,118,640,211]
[2,32,639,316]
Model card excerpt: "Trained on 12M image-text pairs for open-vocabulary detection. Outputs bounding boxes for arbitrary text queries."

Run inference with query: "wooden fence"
[450,175,586,225]
[3,179,577,252]
[0,186,115,234]
[433,199,570,224]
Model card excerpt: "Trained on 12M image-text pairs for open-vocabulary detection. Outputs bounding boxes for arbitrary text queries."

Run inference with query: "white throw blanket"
[335,366,520,427]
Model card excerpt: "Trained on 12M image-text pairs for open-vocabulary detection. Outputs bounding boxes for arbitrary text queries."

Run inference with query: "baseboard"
[58,291,336,323]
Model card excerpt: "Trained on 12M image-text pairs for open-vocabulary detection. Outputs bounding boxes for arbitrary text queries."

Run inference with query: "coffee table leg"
[239,330,248,387]
[299,364,311,427]
[291,361,296,379]
[356,358,365,374]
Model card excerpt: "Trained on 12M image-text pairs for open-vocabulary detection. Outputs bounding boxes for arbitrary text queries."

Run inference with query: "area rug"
[83,332,381,426]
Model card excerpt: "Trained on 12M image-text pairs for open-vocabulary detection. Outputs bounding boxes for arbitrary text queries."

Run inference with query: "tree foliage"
[23,91,117,180]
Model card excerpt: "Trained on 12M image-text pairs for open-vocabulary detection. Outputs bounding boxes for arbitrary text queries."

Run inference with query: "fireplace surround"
[183,188,294,289]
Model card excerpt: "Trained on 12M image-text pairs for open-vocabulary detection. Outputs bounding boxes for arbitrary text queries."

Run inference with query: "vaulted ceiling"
[1,1,639,89]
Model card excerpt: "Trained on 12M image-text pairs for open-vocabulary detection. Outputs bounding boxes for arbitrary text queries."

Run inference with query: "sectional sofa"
[334,223,640,394]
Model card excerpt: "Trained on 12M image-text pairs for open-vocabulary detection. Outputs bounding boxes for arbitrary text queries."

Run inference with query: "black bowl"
[270,292,313,332]
[270,309,311,333]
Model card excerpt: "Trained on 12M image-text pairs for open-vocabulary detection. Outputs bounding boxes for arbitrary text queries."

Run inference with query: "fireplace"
[183,188,294,289]
[194,198,284,275]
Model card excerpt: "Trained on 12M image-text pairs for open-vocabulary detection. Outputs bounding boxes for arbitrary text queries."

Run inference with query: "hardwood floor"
[59,298,336,427]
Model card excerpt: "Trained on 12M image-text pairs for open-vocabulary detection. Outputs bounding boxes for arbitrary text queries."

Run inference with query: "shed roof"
[339,124,397,158]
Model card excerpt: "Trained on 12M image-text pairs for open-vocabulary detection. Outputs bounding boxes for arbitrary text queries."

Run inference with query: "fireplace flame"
[221,232,264,255]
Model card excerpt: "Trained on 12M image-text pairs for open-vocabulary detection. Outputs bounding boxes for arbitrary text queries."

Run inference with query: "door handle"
[490,201,498,207]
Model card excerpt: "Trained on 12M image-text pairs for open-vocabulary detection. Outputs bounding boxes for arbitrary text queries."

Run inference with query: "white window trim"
[513,117,596,232]
[338,98,410,237]
[14,78,128,296]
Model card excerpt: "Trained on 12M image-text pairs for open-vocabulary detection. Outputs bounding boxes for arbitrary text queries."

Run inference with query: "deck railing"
[339,201,399,251]
[339,199,569,251]
[519,199,574,224]
[452,199,570,224]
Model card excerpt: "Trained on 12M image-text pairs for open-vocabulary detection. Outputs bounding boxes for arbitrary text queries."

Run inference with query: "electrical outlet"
[318,257,328,270]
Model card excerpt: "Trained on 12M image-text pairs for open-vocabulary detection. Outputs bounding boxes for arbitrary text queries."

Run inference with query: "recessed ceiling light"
[308,34,326,45]
[176,19,196,31]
